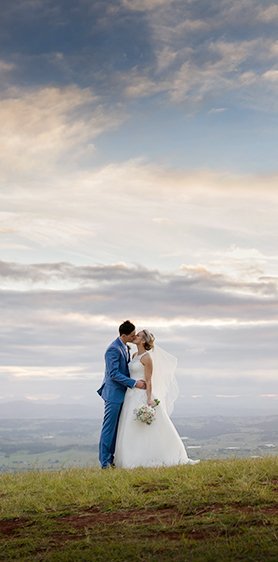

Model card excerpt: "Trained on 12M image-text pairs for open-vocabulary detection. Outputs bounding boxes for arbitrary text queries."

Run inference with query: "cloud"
[208,108,227,114]
[223,246,268,260]
[167,39,273,104]
[1,0,278,122]
[1,261,277,320]
[0,60,14,72]
[0,85,125,179]
[112,1,278,112]
[1,159,278,265]
[0,261,278,405]
[156,47,177,71]
[0,212,96,248]
[124,69,166,98]
[257,5,278,22]
[121,0,175,11]
[121,35,278,110]
[263,70,278,82]
[174,18,210,33]
[152,217,173,225]
[26,394,60,400]
[216,395,240,398]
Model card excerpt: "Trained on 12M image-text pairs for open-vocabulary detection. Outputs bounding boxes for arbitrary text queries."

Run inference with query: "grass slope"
[1,458,278,561]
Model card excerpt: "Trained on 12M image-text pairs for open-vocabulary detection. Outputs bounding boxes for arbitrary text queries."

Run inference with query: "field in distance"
[0,415,278,472]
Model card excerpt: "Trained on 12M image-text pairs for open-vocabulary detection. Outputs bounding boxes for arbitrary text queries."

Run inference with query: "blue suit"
[97,337,136,467]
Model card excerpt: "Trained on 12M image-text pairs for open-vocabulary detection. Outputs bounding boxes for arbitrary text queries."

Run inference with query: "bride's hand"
[147,399,157,407]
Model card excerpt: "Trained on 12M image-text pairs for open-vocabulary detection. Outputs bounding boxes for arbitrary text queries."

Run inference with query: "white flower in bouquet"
[133,399,160,425]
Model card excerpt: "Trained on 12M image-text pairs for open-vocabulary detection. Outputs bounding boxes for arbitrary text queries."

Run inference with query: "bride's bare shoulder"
[141,352,152,365]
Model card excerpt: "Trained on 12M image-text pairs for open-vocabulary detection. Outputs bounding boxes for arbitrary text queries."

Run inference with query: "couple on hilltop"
[97,320,199,469]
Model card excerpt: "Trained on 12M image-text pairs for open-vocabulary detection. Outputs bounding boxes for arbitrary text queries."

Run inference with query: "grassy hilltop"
[1,458,278,561]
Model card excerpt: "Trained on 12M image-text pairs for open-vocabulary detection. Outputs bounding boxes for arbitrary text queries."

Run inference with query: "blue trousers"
[99,401,122,468]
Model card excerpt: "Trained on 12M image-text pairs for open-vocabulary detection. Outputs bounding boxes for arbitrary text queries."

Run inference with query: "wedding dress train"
[114,352,199,468]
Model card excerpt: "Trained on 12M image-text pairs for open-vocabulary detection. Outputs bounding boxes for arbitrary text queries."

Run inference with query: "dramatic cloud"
[2,0,278,112]
[1,0,278,414]
[1,259,278,318]
[1,260,278,416]
[116,0,278,110]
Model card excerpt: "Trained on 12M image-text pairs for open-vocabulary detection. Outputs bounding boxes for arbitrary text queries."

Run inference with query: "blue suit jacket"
[97,337,136,404]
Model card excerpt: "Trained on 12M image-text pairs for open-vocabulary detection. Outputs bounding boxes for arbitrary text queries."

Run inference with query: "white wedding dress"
[114,352,199,468]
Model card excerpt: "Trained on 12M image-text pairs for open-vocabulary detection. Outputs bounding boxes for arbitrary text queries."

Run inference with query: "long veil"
[150,345,179,415]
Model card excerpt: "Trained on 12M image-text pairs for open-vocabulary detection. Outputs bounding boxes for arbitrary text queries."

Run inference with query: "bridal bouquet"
[134,399,160,426]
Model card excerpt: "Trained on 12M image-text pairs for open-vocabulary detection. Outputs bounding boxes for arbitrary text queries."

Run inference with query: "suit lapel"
[117,337,129,363]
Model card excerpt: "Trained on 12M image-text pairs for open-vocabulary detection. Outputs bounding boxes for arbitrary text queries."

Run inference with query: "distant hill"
[0,398,277,419]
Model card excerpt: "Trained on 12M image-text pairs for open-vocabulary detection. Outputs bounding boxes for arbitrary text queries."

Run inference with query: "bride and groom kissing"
[97,320,199,469]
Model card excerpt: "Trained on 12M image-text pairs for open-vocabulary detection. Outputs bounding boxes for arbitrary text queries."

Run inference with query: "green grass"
[1,457,278,560]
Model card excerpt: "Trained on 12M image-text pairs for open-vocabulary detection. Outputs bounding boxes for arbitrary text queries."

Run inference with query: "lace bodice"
[129,352,148,381]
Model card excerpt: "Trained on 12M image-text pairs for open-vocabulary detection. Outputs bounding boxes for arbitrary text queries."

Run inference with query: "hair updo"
[142,329,155,350]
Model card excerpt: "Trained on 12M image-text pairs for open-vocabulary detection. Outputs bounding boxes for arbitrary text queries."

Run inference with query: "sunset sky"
[1,0,278,416]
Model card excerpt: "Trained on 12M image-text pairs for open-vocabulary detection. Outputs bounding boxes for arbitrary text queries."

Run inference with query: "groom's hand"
[135,380,147,389]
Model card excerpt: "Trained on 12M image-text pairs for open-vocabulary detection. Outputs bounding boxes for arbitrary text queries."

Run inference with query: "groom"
[97,320,146,468]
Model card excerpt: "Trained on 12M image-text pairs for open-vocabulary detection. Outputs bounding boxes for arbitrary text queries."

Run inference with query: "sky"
[1,0,278,417]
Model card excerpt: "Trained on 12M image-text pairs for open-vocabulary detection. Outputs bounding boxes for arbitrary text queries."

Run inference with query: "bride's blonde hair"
[142,329,155,350]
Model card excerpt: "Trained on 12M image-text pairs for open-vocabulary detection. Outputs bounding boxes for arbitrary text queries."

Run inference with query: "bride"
[114,329,199,468]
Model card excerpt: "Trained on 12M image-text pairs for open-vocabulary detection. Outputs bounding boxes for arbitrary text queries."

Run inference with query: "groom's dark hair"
[119,320,135,336]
